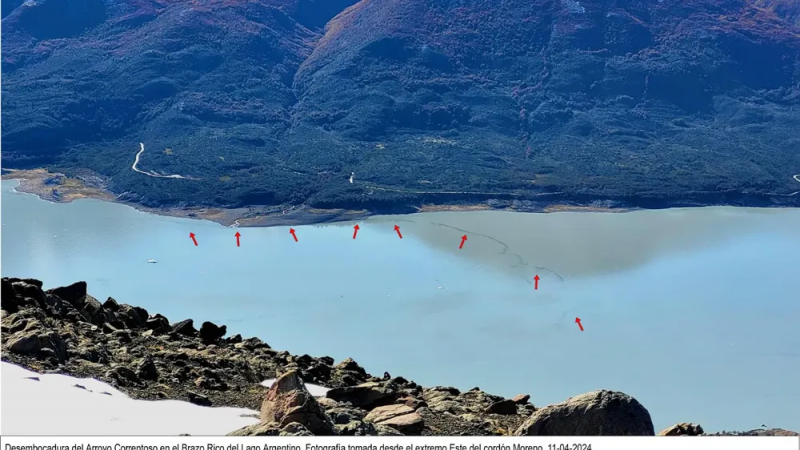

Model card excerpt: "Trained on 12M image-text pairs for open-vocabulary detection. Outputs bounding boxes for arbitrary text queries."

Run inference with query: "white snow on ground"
[260,378,330,397]
[1,361,259,436]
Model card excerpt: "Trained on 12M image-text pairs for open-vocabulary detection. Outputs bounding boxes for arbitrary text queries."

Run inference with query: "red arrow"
[534,275,540,290]
[235,231,241,247]
[289,228,298,242]
[459,235,467,249]
[575,317,584,332]
[189,232,198,246]
[353,224,360,239]
[394,225,403,239]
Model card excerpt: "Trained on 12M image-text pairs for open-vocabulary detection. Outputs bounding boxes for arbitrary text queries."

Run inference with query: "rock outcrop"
[514,390,655,436]
[256,370,334,435]
[364,404,424,435]
[658,423,705,436]
[2,277,796,437]
[326,381,400,409]
[199,321,227,345]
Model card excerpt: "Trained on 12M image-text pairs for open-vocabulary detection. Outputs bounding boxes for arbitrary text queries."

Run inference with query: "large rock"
[2,316,36,334]
[6,330,67,363]
[1,279,20,313]
[199,321,227,345]
[80,295,105,325]
[145,315,171,334]
[43,293,81,319]
[6,278,44,289]
[136,357,159,381]
[260,370,334,435]
[396,397,427,410]
[364,404,424,434]
[422,386,465,414]
[111,304,147,329]
[6,331,42,355]
[306,361,332,383]
[238,337,270,350]
[172,319,197,336]
[106,366,141,387]
[335,357,367,375]
[658,423,704,436]
[47,282,87,307]
[512,394,531,404]
[227,422,280,436]
[40,331,68,363]
[327,381,399,409]
[102,297,120,311]
[12,280,45,304]
[486,399,518,415]
[332,357,370,385]
[514,390,655,436]
[226,421,315,437]
[279,423,315,436]
[187,391,212,407]
[327,405,366,424]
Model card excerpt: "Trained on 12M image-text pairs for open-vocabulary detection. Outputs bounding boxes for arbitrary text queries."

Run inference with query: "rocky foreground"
[2,277,797,437]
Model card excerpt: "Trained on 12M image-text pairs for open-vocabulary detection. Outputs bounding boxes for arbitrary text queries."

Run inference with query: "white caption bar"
[1,436,798,450]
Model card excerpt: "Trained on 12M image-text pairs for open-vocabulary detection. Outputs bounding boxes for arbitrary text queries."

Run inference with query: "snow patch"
[1,362,259,436]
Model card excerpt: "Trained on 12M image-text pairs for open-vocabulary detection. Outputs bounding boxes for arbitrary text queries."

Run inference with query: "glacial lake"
[2,179,799,432]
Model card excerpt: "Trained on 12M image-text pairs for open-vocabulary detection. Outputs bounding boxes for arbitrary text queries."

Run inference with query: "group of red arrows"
[187,225,584,332]
[189,224,423,246]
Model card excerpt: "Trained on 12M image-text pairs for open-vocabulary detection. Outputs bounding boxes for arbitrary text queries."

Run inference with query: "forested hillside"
[2,0,799,211]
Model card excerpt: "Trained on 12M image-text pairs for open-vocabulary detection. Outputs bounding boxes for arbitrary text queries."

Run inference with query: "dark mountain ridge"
[2,0,799,212]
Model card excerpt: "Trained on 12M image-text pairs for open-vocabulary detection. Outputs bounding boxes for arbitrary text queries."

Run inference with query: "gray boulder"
[227,422,280,436]
[327,381,399,409]
[514,390,655,436]
[658,423,704,436]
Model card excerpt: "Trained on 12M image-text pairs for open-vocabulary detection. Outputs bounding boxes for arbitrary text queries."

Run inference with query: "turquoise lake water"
[2,179,799,432]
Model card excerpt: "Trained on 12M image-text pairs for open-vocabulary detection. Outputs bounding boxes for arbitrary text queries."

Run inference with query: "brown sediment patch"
[417,204,494,213]
[543,204,628,213]
[3,169,632,231]
[233,208,371,228]
[2,169,116,203]
[2,169,373,229]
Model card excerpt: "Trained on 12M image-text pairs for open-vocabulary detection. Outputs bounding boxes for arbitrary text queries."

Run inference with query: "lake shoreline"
[3,169,798,230]
[2,170,373,228]
[2,169,628,228]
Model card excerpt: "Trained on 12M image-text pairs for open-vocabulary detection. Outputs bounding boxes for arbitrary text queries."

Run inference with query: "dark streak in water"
[429,221,565,282]
[534,266,565,282]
